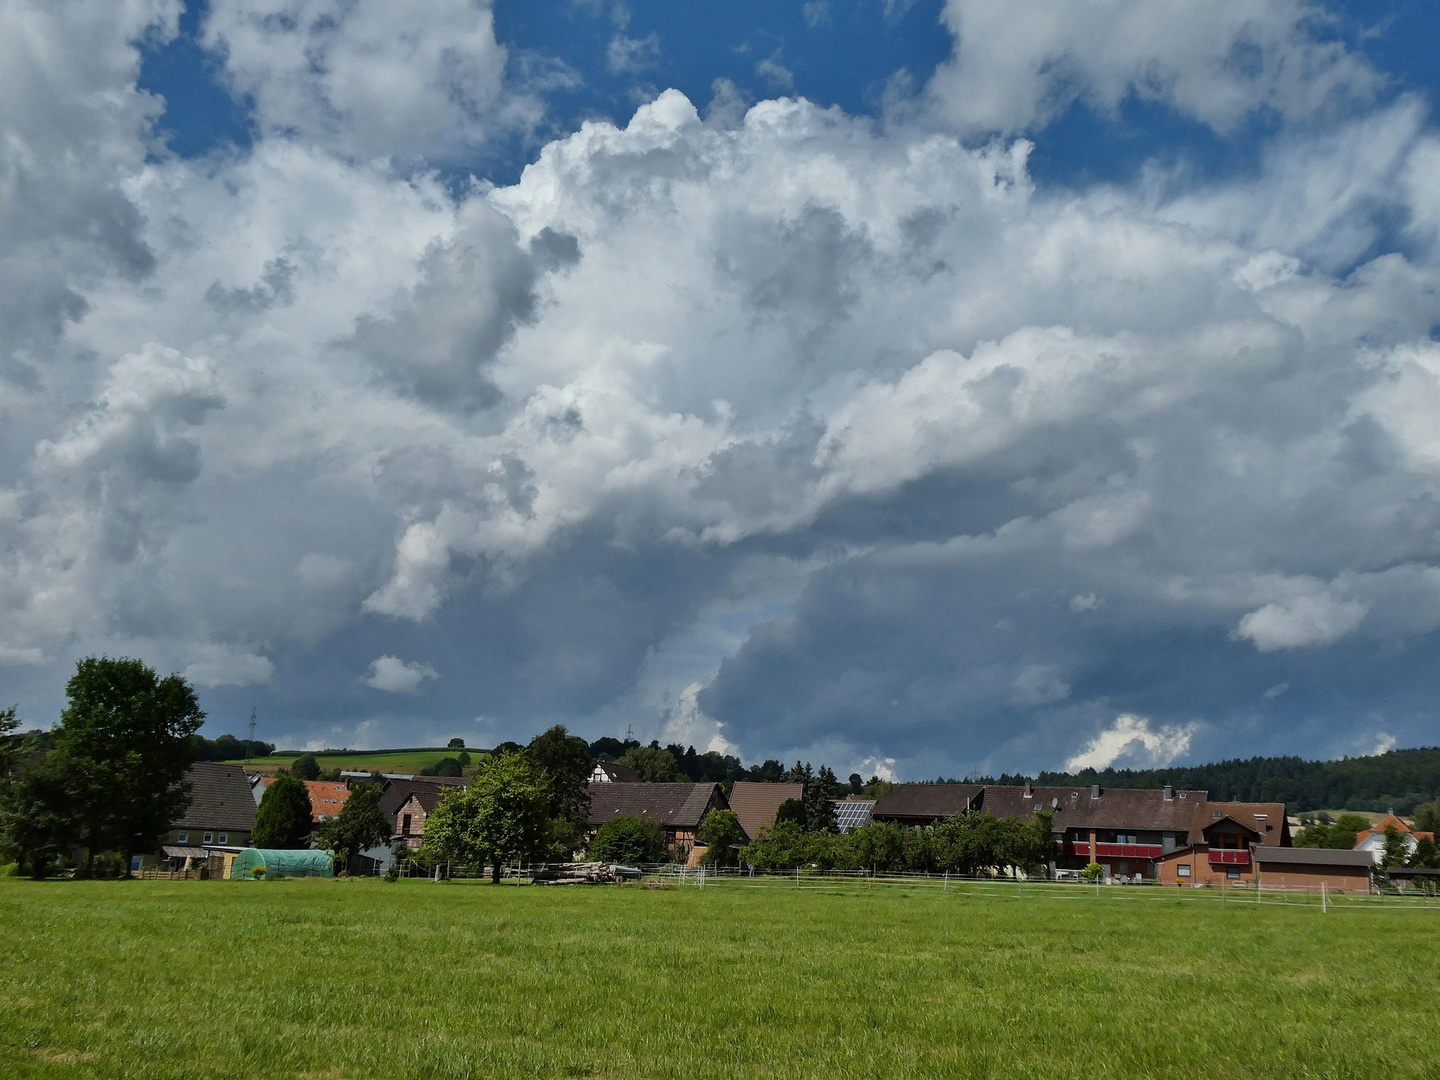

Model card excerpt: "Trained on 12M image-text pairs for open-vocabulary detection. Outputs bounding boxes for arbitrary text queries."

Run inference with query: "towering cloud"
[1,0,1439,774]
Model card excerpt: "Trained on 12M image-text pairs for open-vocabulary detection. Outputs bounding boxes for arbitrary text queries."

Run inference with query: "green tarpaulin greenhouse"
[231,849,335,880]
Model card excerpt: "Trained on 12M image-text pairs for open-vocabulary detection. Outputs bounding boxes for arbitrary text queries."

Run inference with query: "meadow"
[222,748,469,776]
[1,875,1437,1079]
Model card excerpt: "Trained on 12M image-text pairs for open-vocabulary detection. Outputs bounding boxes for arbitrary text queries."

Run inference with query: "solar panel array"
[833,800,875,833]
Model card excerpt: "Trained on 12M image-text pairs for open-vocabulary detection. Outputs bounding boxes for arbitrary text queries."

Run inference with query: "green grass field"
[222,748,472,775]
[2,876,1437,1079]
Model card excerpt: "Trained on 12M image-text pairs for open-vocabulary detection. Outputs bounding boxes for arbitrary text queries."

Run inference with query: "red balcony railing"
[1064,842,1164,860]
[1209,849,1250,866]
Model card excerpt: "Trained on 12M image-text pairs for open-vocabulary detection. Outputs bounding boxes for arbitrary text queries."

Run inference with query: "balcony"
[1209,849,1250,866]
[1065,842,1164,860]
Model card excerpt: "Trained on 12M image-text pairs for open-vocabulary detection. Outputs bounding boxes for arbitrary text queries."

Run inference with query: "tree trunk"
[491,860,502,884]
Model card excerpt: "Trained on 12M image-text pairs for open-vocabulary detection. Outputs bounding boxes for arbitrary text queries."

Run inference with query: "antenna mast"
[246,707,256,765]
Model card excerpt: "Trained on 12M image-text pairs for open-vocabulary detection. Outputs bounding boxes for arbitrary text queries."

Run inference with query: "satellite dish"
[1051,797,1059,809]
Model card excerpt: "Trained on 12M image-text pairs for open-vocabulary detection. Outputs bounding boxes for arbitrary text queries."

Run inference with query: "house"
[870,784,983,826]
[586,781,727,858]
[378,776,470,850]
[882,782,1206,880]
[256,777,352,825]
[834,799,875,833]
[727,781,803,840]
[590,760,641,783]
[1354,813,1434,865]
[1153,801,1290,887]
[154,762,257,871]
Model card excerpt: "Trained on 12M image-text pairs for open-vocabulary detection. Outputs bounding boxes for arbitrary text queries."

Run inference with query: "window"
[177,831,188,843]
[218,833,228,846]
[1178,865,1191,877]
[202,832,214,845]
[1227,868,1241,879]
[1116,834,1138,845]
[402,814,412,836]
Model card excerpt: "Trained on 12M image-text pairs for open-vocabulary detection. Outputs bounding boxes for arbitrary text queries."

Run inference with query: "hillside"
[223,747,479,776]
[1033,747,1440,814]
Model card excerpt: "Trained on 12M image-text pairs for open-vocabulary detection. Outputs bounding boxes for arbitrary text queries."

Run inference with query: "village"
[144,745,1431,895]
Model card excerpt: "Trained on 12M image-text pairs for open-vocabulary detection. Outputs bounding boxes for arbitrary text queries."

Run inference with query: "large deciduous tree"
[253,774,314,848]
[422,752,550,882]
[619,743,680,782]
[317,784,390,863]
[54,657,206,876]
[527,724,592,847]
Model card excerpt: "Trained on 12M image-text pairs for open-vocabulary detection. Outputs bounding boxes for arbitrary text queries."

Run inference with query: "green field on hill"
[223,747,475,775]
[3,876,1438,1079]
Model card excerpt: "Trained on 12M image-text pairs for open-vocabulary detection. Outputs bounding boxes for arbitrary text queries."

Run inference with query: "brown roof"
[871,784,983,823]
[379,776,469,826]
[593,761,641,782]
[1189,801,1289,846]
[727,782,804,840]
[586,782,725,831]
[174,763,257,833]
[977,785,1208,833]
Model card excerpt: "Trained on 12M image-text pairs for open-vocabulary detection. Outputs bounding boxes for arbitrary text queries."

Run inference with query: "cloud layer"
[3,1,1440,776]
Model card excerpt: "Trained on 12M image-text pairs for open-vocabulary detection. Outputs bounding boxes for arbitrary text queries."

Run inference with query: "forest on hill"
[1029,747,1440,813]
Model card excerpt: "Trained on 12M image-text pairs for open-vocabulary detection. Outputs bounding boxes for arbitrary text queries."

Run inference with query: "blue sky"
[5,0,1440,777]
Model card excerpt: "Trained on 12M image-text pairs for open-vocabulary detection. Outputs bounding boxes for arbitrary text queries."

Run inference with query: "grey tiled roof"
[586,782,724,830]
[1253,846,1372,868]
[174,763,257,832]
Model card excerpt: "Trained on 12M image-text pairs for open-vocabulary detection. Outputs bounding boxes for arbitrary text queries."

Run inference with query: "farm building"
[377,776,469,848]
[1156,845,1372,893]
[590,760,641,783]
[727,781,803,840]
[152,762,257,871]
[255,778,353,824]
[586,781,727,858]
[871,784,983,826]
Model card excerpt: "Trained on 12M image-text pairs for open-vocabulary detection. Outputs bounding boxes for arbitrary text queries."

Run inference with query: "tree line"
[1,658,204,877]
[1027,747,1440,814]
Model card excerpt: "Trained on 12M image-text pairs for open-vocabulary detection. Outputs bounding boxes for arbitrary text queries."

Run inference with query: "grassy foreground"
[1,877,1437,1079]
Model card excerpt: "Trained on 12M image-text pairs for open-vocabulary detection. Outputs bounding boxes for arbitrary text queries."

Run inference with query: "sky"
[4,1,1440,779]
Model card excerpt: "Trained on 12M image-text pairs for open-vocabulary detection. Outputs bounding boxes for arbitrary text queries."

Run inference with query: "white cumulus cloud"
[1066,714,1196,772]
[363,655,439,694]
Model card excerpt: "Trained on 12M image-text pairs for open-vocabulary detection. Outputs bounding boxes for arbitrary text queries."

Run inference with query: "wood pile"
[528,862,617,885]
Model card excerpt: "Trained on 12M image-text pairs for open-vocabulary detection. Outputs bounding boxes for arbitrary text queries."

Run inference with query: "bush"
[1081,863,1104,882]
[697,809,744,867]
[588,816,668,864]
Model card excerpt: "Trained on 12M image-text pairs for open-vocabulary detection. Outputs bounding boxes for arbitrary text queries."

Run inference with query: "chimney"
[1163,785,1173,801]
[1023,780,1033,799]
[1090,784,1101,799]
